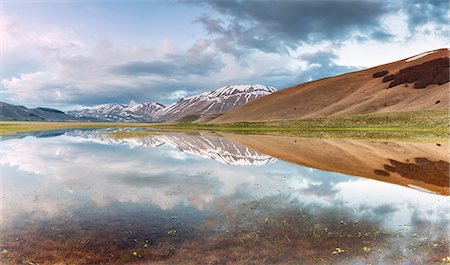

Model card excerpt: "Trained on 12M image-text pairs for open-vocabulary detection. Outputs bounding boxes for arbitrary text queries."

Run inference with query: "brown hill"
[211,49,449,123]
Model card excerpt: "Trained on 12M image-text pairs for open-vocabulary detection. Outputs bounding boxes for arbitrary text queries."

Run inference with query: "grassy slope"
[0,110,448,141]
[149,110,449,142]
[169,109,448,130]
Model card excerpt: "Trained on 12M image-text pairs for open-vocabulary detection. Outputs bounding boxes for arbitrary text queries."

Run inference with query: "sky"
[1,0,449,110]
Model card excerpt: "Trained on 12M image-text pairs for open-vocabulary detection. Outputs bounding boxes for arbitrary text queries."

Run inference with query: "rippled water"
[0,129,449,264]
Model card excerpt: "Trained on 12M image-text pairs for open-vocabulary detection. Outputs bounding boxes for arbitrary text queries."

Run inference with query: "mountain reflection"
[66,129,277,166]
[0,130,449,264]
[223,133,450,195]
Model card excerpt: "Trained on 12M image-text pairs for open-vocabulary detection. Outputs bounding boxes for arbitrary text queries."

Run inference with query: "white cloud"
[1,0,448,109]
[0,16,214,107]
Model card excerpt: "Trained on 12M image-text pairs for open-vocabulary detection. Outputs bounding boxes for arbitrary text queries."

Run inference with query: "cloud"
[0,20,225,107]
[402,0,449,35]
[301,50,338,67]
[0,16,85,78]
[2,130,449,232]
[193,0,393,57]
[2,1,448,108]
[192,0,448,61]
[110,40,224,77]
[296,49,361,81]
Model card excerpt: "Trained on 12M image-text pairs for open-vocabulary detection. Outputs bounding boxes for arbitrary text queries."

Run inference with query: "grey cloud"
[2,72,201,106]
[297,49,362,81]
[372,204,398,215]
[192,0,449,59]
[358,203,398,222]
[116,171,218,189]
[195,16,226,34]
[402,0,449,34]
[300,181,340,198]
[111,39,225,78]
[370,30,395,41]
[301,51,338,66]
[41,49,358,106]
[193,0,393,57]
[110,53,224,77]
[299,64,361,82]
[2,38,225,106]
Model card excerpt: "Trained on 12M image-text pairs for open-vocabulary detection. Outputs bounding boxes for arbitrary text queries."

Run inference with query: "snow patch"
[405,51,436,62]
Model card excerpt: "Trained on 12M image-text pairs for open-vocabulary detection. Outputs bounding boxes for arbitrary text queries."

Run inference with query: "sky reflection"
[0,130,448,264]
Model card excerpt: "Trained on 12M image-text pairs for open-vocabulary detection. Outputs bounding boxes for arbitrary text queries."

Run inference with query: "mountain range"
[67,102,166,122]
[65,84,273,123]
[66,129,276,166]
[0,84,274,122]
[0,102,78,121]
[1,49,448,123]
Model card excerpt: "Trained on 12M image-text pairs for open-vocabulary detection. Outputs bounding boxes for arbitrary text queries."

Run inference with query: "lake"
[0,129,449,264]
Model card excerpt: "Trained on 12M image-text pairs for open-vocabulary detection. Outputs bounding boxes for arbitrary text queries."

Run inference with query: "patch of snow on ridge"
[157,84,276,120]
[69,102,165,122]
[405,51,436,62]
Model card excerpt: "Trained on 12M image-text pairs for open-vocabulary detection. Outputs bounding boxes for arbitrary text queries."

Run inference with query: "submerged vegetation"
[1,195,448,265]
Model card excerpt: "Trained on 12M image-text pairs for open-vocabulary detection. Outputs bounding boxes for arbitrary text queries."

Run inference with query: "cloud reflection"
[0,131,449,264]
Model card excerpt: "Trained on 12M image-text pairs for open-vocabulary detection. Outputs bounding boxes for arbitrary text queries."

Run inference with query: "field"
[1,110,448,141]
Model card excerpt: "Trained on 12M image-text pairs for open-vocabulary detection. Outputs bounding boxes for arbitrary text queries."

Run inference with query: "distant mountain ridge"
[68,102,165,122]
[1,84,276,122]
[0,102,78,121]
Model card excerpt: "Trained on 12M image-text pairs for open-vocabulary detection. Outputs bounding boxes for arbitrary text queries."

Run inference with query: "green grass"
[147,110,450,142]
[0,110,448,142]
[157,110,449,130]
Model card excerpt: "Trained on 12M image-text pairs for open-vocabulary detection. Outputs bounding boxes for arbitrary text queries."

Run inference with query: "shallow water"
[0,129,449,264]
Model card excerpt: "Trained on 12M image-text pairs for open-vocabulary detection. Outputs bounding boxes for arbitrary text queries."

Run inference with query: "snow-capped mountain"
[157,84,276,122]
[69,102,165,122]
[68,129,276,166]
[67,84,275,122]
[120,103,165,121]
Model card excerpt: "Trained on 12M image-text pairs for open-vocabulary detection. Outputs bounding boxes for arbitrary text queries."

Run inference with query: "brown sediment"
[374,169,390,176]
[220,133,450,195]
[1,199,447,265]
[373,70,389,78]
[383,57,450,89]
[383,74,395,82]
[381,158,449,187]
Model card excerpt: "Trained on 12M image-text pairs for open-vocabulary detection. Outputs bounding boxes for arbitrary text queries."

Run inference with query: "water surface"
[0,129,449,264]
